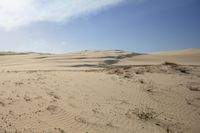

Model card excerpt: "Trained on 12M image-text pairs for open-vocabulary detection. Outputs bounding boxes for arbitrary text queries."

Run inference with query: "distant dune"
[122,48,200,65]
[0,48,199,71]
[0,48,200,133]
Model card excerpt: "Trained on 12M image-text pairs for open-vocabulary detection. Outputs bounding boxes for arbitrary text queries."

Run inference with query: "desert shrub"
[162,62,178,67]
[126,107,158,121]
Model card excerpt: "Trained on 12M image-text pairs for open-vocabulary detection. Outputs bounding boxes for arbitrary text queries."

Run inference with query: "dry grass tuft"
[126,107,159,121]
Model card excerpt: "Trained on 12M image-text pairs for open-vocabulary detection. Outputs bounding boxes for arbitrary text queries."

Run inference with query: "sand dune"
[0,49,200,133]
[122,48,200,65]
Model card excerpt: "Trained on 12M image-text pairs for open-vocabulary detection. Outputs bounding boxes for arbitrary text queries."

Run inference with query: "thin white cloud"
[0,0,125,31]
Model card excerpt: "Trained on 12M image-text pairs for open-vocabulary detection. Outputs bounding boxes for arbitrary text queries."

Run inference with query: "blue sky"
[0,0,199,53]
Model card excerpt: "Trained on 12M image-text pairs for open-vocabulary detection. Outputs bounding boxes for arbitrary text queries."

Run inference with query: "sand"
[0,49,200,133]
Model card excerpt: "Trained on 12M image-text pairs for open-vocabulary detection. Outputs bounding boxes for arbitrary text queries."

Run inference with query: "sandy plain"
[0,48,200,133]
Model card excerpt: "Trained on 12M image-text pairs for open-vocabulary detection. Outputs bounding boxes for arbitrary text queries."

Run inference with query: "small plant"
[135,70,144,75]
[134,107,158,120]
[106,121,115,127]
[162,62,178,67]
[15,81,24,86]
[138,79,145,84]
[126,107,159,121]
[175,67,189,74]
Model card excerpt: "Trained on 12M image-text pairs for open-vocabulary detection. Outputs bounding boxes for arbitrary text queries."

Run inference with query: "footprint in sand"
[24,92,31,102]
[46,91,61,100]
[0,100,5,107]
[47,105,60,114]
[15,81,24,86]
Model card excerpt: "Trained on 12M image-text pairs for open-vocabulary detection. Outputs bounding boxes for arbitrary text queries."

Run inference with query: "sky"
[0,0,200,53]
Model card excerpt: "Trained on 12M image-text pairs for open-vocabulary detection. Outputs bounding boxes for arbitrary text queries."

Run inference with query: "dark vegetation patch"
[99,63,198,80]
[99,60,119,65]
[125,107,160,121]
[70,64,98,67]
[34,56,48,59]
[175,67,190,74]
[116,52,141,59]
[0,52,33,56]
[125,107,183,133]
[162,62,179,67]
[162,61,190,74]
[45,52,140,61]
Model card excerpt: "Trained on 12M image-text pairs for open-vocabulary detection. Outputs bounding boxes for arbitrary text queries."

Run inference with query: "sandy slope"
[122,48,200,65]
[0,49,200,133]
